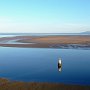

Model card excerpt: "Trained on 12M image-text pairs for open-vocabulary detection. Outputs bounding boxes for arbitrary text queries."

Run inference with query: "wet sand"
[0,78,90,90]
[0,35,90,48]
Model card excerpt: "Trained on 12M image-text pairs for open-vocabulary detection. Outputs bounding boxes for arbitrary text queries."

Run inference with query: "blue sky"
[0,0,90,33]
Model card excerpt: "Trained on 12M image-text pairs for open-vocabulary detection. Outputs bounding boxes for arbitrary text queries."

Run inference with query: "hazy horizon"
[0,0,90,33]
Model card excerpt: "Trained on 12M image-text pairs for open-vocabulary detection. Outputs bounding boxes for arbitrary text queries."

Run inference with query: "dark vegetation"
[0,78,90,90]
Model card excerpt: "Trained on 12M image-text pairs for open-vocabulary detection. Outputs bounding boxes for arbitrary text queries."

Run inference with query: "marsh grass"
[0,78,90,90]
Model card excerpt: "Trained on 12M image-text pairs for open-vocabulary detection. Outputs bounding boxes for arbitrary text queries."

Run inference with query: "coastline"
[0,35,90,49]
[0,36,90,89]
[0,78,90,90]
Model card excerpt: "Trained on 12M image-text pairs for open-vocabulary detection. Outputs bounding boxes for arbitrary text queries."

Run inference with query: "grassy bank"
[0,78,90,90]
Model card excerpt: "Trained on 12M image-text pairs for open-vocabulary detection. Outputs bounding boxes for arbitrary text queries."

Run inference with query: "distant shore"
[0,35,90,49]
[0,78,90,90]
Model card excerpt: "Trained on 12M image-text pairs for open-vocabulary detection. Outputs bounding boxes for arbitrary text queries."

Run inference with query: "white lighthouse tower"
[58,58,62,72]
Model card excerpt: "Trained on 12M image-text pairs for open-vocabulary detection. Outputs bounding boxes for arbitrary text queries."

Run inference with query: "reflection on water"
[58,66,62,72]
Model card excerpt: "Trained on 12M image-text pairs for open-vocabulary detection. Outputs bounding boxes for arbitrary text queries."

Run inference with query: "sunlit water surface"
[0,47,90,85]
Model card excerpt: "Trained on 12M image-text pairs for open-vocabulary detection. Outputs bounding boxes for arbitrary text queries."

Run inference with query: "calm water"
[0,47,90,85]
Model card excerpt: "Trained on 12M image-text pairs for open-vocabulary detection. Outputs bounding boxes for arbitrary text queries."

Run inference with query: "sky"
[0,0,90,33]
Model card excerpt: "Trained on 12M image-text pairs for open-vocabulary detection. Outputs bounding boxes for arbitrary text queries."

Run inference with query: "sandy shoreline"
[0,78,90,90]
[0,35,90,49]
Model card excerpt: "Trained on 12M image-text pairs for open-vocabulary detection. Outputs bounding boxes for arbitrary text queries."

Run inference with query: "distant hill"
[81,31,90,34]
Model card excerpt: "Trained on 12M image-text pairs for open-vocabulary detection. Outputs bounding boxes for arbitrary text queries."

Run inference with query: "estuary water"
[0,47,90,85]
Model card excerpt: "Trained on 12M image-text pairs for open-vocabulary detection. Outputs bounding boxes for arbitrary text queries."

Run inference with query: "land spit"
[0,35,90,49]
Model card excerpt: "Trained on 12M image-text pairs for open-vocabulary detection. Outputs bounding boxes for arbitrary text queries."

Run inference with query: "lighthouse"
[58,58,62,72]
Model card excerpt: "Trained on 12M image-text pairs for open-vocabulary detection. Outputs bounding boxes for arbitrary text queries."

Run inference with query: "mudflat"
[0,35,90,48]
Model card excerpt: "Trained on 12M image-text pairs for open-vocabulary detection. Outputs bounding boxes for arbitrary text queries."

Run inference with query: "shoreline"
[0,78,90,90]
[0,35,90,49]
[0,36,90,89]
